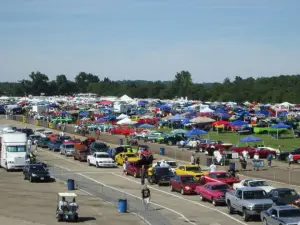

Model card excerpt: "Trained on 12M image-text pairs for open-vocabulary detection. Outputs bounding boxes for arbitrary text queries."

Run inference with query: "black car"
[28,135,41,144]
[268,188,300,205]
[164,134,185,145]
[16,128,34,137]
[23,164,51,182]
[278,148,300,161]
[148,167,174,186]
[89,142,109,154]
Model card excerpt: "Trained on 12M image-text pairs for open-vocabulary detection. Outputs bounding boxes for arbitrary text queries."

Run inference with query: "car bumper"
[7,164,25,170]
[32,176,51,181]
[246,210,262,216]
[65,152,74,156]
[98,163,117,167]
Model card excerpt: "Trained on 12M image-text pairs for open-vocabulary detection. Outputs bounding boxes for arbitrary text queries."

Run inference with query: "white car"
[152,160,178,171]
[87,152,117,168]
[40,130,53,138]
[233,179,275,193]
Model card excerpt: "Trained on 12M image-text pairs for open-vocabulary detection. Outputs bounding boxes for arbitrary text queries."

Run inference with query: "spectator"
[190,153,195,165]
[209,162,216,173]
[288,153,293,169]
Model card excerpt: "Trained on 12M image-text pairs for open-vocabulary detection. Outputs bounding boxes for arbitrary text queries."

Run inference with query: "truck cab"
[0,129,27,171]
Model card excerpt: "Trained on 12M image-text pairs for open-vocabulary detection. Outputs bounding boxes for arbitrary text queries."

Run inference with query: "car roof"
[181,164,198,167]
[272,205,299,210]
[205,182,227,186]
[210,171,228,174]
[237,187,266,191]
[58,193,77,197]
[271,188,294,191]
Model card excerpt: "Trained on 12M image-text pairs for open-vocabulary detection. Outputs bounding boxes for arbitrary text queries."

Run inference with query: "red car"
[200,171,240,186]
[125,161,150,178]
[195,182,231,206]
[231,147,276,159]
[170,175,200,195]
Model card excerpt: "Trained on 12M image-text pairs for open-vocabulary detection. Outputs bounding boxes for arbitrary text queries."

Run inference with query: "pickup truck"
[225,187,273,221]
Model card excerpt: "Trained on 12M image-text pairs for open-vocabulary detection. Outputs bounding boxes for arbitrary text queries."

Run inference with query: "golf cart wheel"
[74,214,78,221]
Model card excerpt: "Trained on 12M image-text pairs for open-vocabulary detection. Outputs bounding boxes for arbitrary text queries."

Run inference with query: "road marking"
[112,173,247,225]
[78,173,196,225]
[53,164,71,171]
[52,174,152,225]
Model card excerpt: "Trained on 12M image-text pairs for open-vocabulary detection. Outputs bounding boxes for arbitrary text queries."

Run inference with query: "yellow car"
[173,164,208,180]
[115,152,140,165]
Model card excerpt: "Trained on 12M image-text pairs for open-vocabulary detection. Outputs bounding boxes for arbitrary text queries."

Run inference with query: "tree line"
[1,71,300,103]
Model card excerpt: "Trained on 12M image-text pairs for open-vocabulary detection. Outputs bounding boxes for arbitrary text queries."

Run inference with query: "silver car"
[261,205,300,225]
[60,143,75,157]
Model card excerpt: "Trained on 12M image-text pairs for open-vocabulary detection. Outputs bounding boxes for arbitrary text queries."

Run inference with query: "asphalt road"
[4,117,300,225]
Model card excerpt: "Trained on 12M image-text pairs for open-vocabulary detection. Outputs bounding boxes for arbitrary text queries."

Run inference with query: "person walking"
[141,185,151,210]
[209,161,216,173]
[267,153,273,167]
[190,153,195,165]
[27,139,32,154]
[288,152,294,169]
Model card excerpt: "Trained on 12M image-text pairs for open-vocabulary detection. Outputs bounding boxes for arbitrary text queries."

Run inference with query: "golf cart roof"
[58,193,77,197]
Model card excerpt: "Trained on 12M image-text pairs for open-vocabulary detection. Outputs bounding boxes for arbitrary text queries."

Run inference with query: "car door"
[232,189,242,210]
[173,175,181,191]
[267,209,278,225]
[92,153,97,164]
[202,184,210,199]
[180,166,186,175]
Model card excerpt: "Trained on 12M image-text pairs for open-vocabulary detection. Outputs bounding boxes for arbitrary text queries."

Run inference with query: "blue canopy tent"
[171,129,188,134]
[230,120,248,126]
[185,112,197,118]
[138,124,155,129]
[215,109,227,114]
[181,118,190,126]
[217,113,231,119]
[168,114,185,121]
[183,107,195,112]
[185,129,207,136]
[60,111,68,115]
[79,111,89,117]
[240,135,262,143]
[138,100,148,106]
[270,122,293,139]
[160,105,171,111]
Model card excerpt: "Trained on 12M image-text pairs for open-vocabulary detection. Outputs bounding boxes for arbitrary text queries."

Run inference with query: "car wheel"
[168,141,172,145]
[96,162,99,168]
[133,172,137,178]
[74,156,77,160]
[170,185,174,192]
[199,194,204,201]
[212,198,217,206]
[242,209,249,221]
[297,159,300,164]
[125,170,129,175]
[24,175,27,180]
[88,160,91,166]
[263,218,268,225]
[227,202,233,214]
[180,188,185,195]
[60,151,62,155]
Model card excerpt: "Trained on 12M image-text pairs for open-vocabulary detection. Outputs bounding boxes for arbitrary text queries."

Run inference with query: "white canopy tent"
[116,114,129,120]
[116,117,137,125]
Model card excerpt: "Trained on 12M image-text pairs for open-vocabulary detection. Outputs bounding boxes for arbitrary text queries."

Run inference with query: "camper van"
[0,128,27,171]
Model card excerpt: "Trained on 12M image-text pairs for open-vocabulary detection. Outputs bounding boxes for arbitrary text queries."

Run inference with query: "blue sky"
[1,0,300,82]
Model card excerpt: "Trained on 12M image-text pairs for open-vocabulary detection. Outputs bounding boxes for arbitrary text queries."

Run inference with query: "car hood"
[182,183,199,189]
[255,186,274,192]
[32,171,49,176]
[217,178,240,183]
[127,158,140,162]
[279,217,300,224]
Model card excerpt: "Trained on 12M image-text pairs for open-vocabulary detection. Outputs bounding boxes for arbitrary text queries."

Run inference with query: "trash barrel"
[119,138,123,145]
[159,148,165,155]
[206,157,213,167]
[229,162,235,170]
[67,179,75,190]
[118,199,127,213]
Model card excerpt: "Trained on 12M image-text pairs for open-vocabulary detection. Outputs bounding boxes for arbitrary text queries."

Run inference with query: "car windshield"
[65,145,74,149]
[7,146,26,152]
[126,154,137,158]
[54,141,63,144]
[182,177,198,183]
[30,165,46,171]
[243,190,268,199]
[96,154,109,158]
[186,166,201,172]
[249,181,268,187]
[95,143,107,148]
[41,138,50,141]
[278,190,298,197]
[279,209,300,217]
[167,162,177,167]
[212,184,230,190]
[215,173,231,178]
[30,135,40,139]
[156,168,173,175]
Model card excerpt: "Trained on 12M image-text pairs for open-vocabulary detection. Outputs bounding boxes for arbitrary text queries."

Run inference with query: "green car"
[51,117,73,123]
[37,137,50,148]
[144,132,167,143]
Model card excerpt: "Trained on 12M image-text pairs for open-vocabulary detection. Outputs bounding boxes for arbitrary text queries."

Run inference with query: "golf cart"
[56,192,79,222]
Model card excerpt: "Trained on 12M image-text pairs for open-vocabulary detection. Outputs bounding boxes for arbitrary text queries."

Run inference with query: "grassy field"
[158,128,299,151]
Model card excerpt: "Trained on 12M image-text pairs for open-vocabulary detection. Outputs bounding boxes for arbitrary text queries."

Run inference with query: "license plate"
[40,177,44,180]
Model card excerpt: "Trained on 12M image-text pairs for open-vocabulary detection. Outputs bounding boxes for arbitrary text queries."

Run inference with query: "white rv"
[0,129,27,171]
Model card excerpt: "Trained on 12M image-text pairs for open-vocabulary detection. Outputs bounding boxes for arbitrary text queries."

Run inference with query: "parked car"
[89,142,109,154]
[226,187,273,221]
[170,175,200,195]
[37,137,50,148]
[261,205,300,225]
[147,167,174,186]
[195,182,231,206]
[144,132,165,143]
[87,152,116,168]
[277,148,300,161]
[154,160,178,172]
[125,160,150,178]
[268,188,300,205]
[48,140,63,152]
[73,148,89,162]
[115,152,140,165]
[60,143,75,156]
[28,134,41,144]
[200,171,240,185]
[164,134,185,145]
[16,128,34,137]
[233,179,275,193]
[174,164,208,179]
[23,164,51,182]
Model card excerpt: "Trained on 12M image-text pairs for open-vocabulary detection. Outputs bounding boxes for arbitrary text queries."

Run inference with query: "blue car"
[48,140,63,152]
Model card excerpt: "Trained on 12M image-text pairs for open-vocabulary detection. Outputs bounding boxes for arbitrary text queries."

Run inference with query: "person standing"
[209,162,216,173]
[141,185,151,210]
[27,139,32,154]
[267,153,273,167]
[288,152,294,169]
[190,154,195,165]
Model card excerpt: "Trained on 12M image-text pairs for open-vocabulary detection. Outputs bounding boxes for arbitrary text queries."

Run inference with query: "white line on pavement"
[112,173,248,225]
[78,173,196,225]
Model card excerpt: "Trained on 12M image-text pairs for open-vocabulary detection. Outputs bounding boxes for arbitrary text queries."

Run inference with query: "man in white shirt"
[160,161,170,168]
[27,139,32,153]
[209,162,216,173]
[59,197,68,211]
[242,150,248,159]
[288,153,294,168]
[69,198,78,212]
[253,153,259,160]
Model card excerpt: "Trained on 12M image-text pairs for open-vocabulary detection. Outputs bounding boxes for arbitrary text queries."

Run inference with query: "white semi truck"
[0,128,27,171]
